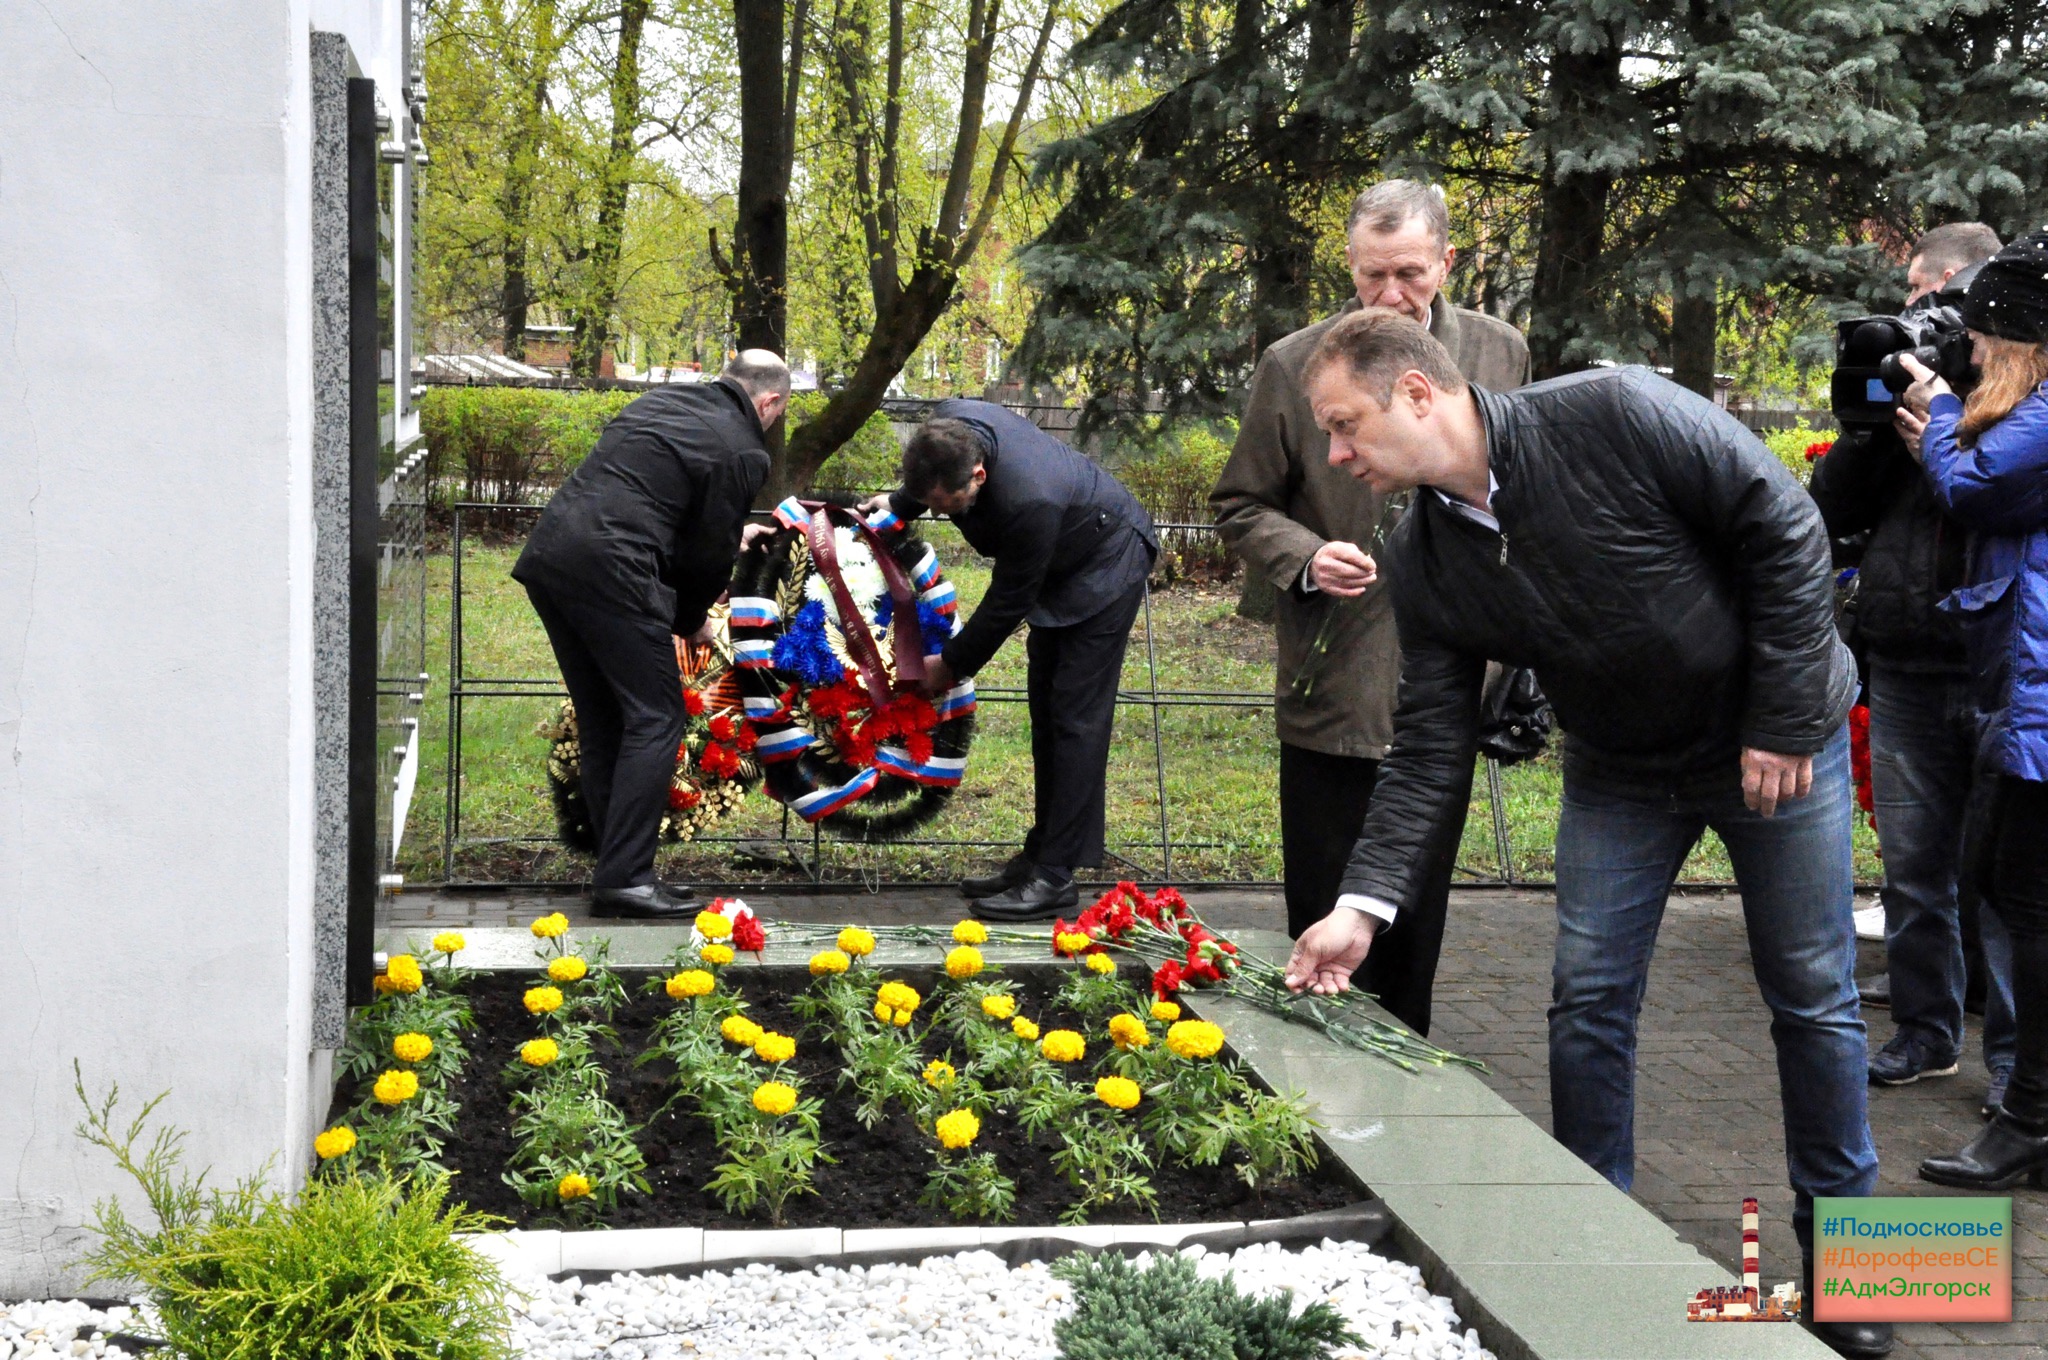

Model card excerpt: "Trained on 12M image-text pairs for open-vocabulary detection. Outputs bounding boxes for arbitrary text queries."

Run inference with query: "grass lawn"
[400,525,1882,889]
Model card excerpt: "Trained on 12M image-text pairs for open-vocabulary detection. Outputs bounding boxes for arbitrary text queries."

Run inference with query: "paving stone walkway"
[392,881,2045,1356]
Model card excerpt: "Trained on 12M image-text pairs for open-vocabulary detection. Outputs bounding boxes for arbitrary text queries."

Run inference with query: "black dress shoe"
[961,853,1032,899]
[591,885,697,919]
[972,871,1079,922]
[1855,973,1890,1008]
[1918,1115,2048,1190]
[1802,1259,1895,1358]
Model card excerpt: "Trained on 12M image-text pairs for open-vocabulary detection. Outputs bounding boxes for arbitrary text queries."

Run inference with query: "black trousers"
[1279,742,1472,1037]
[526,583,683,889]
[1020,578,1148,870]
[1977,775,2048,1126]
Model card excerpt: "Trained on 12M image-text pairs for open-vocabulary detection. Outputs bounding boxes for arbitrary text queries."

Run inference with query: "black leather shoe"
[961,853,1033,899]
[1802,1258,1895,1358]
[1855,973,1889,1008]
[972,871,1079,922]
[591,885,697,919]
[1918,1115,2048,1190]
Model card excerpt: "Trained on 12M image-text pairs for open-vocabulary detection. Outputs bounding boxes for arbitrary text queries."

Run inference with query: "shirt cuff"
[1334,893,1397,927]
[1300,561,1320,593]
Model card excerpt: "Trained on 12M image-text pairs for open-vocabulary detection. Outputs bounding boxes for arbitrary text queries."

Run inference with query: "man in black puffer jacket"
[1282,310,1887,1360]
[1808,222,2015,1109]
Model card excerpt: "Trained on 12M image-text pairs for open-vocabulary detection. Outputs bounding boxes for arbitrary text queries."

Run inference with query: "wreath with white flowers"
[724,494,978,838]
[541,618,762,848]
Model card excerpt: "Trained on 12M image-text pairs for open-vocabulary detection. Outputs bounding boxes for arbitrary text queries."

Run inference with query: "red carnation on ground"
[1150,887,1190,920]
[731,913,767,952]
[1151,960,1184,998]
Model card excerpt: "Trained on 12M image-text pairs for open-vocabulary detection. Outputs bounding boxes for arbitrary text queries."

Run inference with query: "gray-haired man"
[1210,180,1527,1034]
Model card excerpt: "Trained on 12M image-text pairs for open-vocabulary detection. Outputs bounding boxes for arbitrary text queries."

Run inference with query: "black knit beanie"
[1959,228,2048,343]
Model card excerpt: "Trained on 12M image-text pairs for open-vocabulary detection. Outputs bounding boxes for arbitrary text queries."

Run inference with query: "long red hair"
[1960,335,2048,442]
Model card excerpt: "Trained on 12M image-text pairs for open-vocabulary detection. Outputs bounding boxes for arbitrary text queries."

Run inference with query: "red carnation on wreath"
[684,687,708,716]
[668,786,702,811]
[1805,440,1835,462]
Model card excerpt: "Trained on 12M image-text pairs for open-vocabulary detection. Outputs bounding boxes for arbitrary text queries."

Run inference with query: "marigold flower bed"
[323,962,1358,1232]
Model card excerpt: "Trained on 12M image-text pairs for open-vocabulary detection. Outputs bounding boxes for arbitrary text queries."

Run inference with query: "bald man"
[514,351,788,916]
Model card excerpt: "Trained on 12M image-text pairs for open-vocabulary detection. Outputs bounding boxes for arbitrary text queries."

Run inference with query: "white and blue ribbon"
[875,747,966,787]
[792,766,880,821]
[754,726,814,763]
[918,581,957,616]
[866,506,904,535]
[743,692,792,721]
[733,638,777,669]
[935,681,977,719]
[910,547,941,591]
[772,496,810,530]
[728,596,779,628]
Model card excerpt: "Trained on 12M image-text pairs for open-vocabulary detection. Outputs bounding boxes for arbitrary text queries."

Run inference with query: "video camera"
[1830,303,1976,427]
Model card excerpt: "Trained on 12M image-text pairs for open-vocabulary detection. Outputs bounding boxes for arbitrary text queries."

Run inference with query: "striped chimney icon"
[1741,1197,1761,1304]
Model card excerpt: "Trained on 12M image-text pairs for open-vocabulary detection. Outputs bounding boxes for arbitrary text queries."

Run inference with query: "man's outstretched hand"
[1740,747,1814,818]
[1283,909,1380,996]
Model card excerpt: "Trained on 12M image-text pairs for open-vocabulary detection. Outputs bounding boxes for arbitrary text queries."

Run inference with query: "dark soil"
[330,965,1358,1231]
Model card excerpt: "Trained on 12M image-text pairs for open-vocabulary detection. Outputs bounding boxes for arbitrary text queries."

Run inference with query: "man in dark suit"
[513,351,785,917]
[869,401,1158,919]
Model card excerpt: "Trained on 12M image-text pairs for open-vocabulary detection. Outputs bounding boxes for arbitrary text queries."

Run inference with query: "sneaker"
[1983,1065,2013,1121]
[1852,903,1886,942]
[1868,1031,1960,1086]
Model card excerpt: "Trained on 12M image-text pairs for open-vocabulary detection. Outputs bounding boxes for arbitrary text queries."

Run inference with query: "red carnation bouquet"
[1052,882,1480,1072]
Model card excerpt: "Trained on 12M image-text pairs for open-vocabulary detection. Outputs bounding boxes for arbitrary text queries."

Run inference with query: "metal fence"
[434,502,1551,891]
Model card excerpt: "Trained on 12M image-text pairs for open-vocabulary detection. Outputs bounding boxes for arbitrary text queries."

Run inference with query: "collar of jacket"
[1456,382,1516,516]
[713,375,766,440]
[1332,292,1461,348]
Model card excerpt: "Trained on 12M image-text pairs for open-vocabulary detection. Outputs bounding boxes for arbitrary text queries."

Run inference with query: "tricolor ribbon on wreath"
[732,498,977,824]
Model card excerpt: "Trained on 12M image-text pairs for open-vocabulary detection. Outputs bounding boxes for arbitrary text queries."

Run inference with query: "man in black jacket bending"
[1809,222,2015,1109]
[870,401,1158,920]
[513,352,785,917]
[1281,311,1887,1360]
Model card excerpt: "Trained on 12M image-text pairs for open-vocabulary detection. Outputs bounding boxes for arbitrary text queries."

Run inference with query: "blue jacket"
[1922,387,2048,781]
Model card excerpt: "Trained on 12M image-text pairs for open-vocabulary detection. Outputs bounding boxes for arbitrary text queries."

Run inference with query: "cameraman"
[1808,223,2015,1110]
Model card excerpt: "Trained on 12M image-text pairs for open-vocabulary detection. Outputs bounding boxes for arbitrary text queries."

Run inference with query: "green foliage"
[1759,422,1835,487]
[799,394,903,492]
[1052,1251,1361,1360]
[1114,422,1240,581]
[921,1148,1018,1222]
[704,1093,831,1225]
[73,1068,512,1360]
[420,386,637,503]
[1051,1110,1156,1224]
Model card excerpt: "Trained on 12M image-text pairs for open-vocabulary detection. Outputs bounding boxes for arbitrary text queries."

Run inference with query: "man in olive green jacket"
[1210,180,1528,1035]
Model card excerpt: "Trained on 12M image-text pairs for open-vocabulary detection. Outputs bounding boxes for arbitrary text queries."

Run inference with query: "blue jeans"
[1868,665,2018,1071]
[1551,728,1878,1249]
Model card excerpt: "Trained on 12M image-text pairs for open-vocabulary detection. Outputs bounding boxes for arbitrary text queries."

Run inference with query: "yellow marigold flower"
[557,1173,593,1201]
[980,993,1016,1021]
[373,1069,419,1104]
[371,975,395,995]
[519,1038,559,1067]
[837,926,877,956]
[934,1108,980,1150]
[1040,1029,1085,1063]
[753,1031,797,1064]
[810,949,851,976]
[667,969,715,1000]
[1167,1019,1227,1060]
[548,955,589,983]
[699,943,735,966]
[1095,1076,1142,1111]
[694,910,734,940]
[1011,1017,1040,1042]
[530,912,569,939]
[752,1081,798,1116]
[951,919,988,945]
[1085,952,1116,977]
[1053,931,1091,956]
[1150,1000,1181,1023]
[944,946,985,980]
[923,1059,956,1090]
[721,1014,764,1046]
[523,985,564,1015]
[384,955,424,994]
[313,1126,357,1160]
[391,1032,434,1064]
[431,931,466,955]
[875,1002,914,1027]
[1107,1013,1150,1051]
[876,981,922,1014]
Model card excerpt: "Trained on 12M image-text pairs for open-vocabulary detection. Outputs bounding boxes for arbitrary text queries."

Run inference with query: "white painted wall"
[0,0,399,1296]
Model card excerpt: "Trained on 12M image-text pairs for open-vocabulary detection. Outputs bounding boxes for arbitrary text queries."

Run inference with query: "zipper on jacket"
[1498,534,1509,567]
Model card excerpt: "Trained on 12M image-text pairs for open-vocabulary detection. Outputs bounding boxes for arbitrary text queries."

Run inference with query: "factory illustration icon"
[1686,1198,1802,1322]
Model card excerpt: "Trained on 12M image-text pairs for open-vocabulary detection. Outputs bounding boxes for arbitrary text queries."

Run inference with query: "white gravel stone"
[498,1238,1496,1360]
[0,1300,140,1360]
